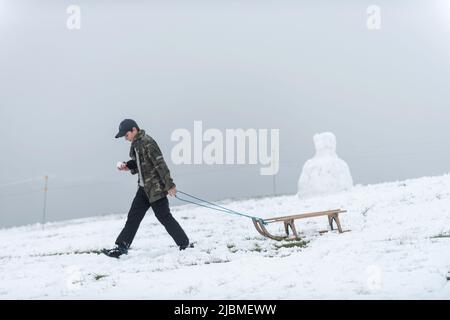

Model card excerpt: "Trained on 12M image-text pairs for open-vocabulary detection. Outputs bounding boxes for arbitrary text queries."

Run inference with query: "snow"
[1,173,450,299]
[298,132,353,198]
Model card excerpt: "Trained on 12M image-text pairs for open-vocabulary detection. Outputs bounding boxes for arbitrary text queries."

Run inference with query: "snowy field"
[1,174,450,299]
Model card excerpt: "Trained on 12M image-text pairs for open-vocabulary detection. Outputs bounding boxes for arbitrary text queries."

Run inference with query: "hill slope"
[1,174,450,299]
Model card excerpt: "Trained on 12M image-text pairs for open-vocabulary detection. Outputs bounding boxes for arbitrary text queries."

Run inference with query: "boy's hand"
[168,186,177,196]
[116,162,129,171]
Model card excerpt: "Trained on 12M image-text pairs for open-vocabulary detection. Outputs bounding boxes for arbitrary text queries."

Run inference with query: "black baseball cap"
[115,119,139,138]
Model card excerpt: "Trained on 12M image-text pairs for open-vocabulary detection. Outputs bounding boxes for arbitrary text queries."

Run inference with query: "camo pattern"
[129,130,175,203]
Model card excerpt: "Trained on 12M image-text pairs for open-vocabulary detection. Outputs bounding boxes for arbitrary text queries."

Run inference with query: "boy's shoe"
[179,242,194,251]
[101,242,129,258]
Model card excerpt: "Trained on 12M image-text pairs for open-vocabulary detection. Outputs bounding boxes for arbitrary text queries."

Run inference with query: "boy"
[102,119,190,258]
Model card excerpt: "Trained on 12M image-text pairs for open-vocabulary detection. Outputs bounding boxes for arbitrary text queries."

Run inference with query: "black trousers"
[115,187,189,247]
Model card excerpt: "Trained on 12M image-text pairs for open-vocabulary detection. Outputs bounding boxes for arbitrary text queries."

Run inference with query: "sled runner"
[252,209,347,241]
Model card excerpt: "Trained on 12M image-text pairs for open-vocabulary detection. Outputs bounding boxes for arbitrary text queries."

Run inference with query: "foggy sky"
[1,0,450,228]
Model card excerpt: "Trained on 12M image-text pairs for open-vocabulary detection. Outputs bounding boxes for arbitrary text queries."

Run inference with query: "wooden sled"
[252,209,347,241]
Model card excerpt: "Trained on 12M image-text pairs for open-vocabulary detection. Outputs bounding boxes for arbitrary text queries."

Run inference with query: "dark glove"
[126,160,137,170]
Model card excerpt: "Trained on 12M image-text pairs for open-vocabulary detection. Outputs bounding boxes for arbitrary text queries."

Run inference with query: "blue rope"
[175,190,267,224]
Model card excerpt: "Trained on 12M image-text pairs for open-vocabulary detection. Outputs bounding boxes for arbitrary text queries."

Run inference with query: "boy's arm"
[145,138,176,191]
[126,160,139,175]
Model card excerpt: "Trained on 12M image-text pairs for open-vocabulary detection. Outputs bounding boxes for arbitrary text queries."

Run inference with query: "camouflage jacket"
[128,130,175,203]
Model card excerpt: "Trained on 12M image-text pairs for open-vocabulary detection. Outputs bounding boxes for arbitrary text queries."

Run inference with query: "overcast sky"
[1,0,449,228]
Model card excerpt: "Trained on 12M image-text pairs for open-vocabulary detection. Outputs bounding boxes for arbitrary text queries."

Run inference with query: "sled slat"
[264,209,346,223]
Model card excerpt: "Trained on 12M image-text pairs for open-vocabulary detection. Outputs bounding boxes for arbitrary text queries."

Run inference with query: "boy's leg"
[115,187,150,247]
[151,196,189,248]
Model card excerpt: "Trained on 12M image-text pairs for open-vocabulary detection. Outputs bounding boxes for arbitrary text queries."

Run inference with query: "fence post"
[42,175,48,228]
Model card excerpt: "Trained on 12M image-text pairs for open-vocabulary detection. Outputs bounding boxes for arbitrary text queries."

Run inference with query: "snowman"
[297,132,353,198]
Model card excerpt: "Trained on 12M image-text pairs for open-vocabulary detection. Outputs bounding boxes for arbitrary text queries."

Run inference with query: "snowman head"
[313,132,337,157]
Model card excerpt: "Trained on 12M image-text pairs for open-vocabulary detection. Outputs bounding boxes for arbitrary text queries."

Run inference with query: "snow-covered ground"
[1,174,450,299]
